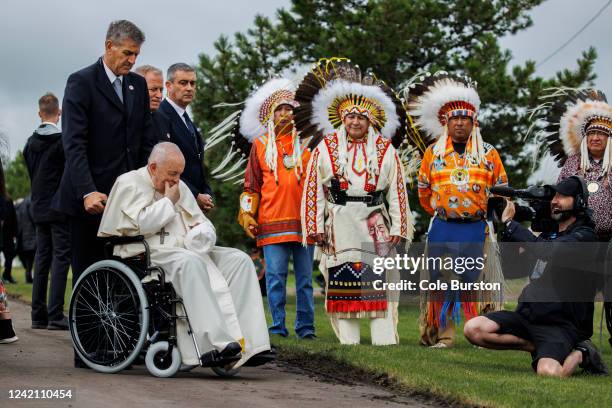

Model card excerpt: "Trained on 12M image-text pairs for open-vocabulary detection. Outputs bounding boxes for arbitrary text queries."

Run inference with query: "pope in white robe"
[98,142,271,367]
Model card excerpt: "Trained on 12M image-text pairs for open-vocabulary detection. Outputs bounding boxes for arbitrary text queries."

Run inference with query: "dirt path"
[1,299,438,408]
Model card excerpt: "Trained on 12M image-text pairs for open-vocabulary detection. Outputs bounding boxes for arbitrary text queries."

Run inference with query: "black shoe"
[0,319,18,344]
[2,275,17,284]
[200,342,242,368]
[577,340,609,376]
[220,342,242,357]
[31,321,48,330]
[243,349,277,367]
[201,353,241,368]
[299,333,317,340]
[47,317,69,331]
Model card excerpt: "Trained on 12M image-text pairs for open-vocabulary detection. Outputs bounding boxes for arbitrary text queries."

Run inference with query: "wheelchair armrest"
[106,235,145,245]
[103,235,151,267]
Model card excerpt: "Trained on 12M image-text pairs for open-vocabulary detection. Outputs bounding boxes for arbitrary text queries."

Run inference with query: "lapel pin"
[128,85,134,91]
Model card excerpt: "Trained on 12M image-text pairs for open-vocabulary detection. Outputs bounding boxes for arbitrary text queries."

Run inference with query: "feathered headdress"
[403,71,486,164]
[239,78,298,142]
[528,88,612,176]
[294,58,405,143]
[206,78,304,183]
[294,57,411,178]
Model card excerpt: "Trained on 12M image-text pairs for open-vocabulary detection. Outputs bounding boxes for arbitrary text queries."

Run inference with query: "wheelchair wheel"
[211,365,241,377]
[145,341,181,378]
[69,260,149,373]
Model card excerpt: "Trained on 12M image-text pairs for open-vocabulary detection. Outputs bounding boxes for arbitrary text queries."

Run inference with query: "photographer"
[464,177,608,377]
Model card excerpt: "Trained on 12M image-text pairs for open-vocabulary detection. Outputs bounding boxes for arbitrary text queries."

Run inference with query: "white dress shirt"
[166,98,190,129]
[102,58,122,85]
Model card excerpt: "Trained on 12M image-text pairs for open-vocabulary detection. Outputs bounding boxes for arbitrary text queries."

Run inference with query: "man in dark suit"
[53,20,154,297]
[153,63,213,211]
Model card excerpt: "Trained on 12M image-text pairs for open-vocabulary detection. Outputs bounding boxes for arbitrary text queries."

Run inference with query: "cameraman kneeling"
[464,177,608,377]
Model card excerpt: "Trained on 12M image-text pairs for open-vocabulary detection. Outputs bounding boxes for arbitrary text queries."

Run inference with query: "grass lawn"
[7,267,612,407]
[266,292,612,407]
[6,267,72,308]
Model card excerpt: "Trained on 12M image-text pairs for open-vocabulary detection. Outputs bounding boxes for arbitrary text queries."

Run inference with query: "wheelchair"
[68,235,240,378]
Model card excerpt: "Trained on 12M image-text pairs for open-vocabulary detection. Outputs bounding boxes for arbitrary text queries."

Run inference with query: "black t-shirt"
[503,216,598,340]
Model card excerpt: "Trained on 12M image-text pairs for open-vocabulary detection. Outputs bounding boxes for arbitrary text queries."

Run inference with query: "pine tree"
[191,16,286,248]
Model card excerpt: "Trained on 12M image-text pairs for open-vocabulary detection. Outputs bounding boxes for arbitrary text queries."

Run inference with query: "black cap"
[548,177,583,197]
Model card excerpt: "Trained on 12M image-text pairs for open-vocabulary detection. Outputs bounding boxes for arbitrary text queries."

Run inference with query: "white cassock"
[98,166,270,366]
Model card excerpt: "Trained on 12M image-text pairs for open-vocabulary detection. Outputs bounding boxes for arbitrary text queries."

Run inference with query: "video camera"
[487,185,558,234]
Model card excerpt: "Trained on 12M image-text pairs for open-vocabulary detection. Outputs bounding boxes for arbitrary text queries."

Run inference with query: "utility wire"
[536,0,612,67]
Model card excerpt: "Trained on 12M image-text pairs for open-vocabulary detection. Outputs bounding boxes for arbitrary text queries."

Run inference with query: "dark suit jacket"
[53,58,155,217]
[153,99,213,197]
[23,126,66,223]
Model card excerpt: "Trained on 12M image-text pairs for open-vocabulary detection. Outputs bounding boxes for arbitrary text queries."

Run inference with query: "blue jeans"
[263,243,315,337]
[427,218,487,283]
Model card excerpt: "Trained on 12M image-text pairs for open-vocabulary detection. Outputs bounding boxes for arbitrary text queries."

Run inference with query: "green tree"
[192,16,287,249]
[193,0,598,241]
[4,151,31,199]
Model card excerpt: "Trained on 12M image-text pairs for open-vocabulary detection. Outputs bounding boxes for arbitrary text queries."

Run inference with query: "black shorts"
[485,310,579,371]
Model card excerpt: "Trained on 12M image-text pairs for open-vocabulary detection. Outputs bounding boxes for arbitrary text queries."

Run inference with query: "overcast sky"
[1,0,611,159]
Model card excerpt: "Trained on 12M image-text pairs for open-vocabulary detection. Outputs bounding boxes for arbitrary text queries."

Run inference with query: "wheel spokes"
[72,267,144,366]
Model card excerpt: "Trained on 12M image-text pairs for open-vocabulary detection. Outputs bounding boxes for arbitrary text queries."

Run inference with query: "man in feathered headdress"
[237,78,317,339]
[406,72,507,348]
[298,58,414,345]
